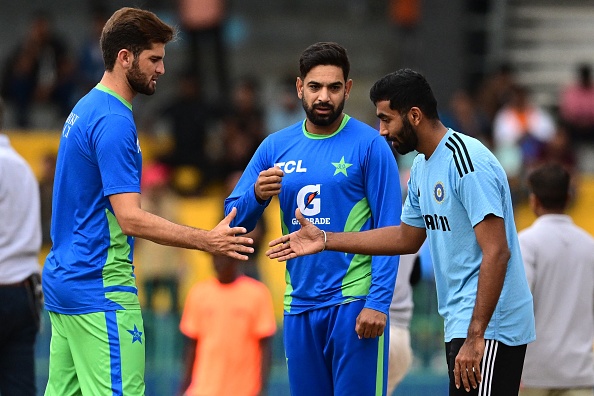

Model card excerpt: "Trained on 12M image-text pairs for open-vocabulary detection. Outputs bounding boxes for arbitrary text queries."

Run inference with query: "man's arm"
[258,336,273,396]
[266,208,426,260]
[109,193,254,260]
[453,214,510,392]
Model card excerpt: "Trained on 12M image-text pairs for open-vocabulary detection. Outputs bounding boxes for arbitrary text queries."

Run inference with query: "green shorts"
[44,310,145,396]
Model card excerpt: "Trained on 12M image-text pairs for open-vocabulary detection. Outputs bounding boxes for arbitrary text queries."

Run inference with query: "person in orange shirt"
[178,254,277,396]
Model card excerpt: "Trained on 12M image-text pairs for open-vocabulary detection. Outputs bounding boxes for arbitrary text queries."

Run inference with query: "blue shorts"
[284,299,389,396]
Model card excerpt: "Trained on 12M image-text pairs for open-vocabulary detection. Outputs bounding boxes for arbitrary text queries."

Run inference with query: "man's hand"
[355,308,387,339]
[255,167,284,202]
[206,207,254,260]
[266,208,325,261]
[453,336,484,392]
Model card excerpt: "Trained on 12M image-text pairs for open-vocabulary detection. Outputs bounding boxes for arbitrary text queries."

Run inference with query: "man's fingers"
[468,366,479,390]
[275,253,295,262]
[266,247,296,261]
[226,251,250,261]
[233,238,254,252]
[461,367,471,392]
[228,226,249,236]
[453,364,461,389]
[454,363,473,392]
[268,235,290,248]
[221,207,237,224]
[473,365,482,384]
[295,208,308,227]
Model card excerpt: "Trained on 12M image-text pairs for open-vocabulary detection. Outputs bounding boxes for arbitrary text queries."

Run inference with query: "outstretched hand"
[266,208,325,261]
[207,207,254,260]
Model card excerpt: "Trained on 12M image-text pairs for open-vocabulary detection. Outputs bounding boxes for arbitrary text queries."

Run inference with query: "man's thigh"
[45,310,145,396]
[284,300,389,396]
[446,338,526,396]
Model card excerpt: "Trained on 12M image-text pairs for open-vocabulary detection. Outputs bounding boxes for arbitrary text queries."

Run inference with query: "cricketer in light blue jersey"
[402,128,535,346]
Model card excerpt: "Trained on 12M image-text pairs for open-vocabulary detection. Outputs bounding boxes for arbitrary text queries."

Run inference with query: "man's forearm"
[326,225,423,256]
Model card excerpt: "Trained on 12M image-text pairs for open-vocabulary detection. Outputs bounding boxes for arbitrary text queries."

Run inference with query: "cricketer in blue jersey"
[267,69,536,396]
[224,42,401,396]
[41,8,253,396]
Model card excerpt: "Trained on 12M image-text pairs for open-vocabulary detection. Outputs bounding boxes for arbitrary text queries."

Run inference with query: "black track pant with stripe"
[446,338,527,396]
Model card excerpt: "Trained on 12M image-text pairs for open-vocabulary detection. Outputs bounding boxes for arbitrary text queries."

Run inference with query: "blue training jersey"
[225,115,402,315]
[42,84,142,314]
[402,128,535,345]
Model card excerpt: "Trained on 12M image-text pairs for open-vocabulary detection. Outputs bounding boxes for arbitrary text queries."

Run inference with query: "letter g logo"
[297,184,321,216]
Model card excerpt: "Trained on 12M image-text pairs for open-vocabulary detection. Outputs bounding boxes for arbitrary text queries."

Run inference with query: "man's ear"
[117,49,133,69]
[296,77,303,99]
[408,107,422,126]
[344,79,353,99]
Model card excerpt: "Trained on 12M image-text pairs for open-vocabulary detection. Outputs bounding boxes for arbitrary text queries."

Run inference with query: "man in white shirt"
[0,97,43,396]
[519,163,594,396]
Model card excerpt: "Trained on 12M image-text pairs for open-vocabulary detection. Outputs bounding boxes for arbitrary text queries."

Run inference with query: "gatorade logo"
[297,184,321,216]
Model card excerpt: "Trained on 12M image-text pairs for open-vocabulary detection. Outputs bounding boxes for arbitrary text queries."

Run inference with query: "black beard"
[394,116,418,155]
[127,60,155,96]
[302,98,345,127]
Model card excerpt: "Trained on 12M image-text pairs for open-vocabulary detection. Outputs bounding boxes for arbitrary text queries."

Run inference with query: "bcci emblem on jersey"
[434,181,445,203]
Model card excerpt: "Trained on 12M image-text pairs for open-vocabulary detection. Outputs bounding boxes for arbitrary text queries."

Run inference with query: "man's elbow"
[118,219,137,236]
[497,245,511,265]
[115,213,142,236]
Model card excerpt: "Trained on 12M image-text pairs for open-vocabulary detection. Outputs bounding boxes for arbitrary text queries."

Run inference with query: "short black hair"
[299,42,350,81]
[369,69,439,120]
[527,163,570,210]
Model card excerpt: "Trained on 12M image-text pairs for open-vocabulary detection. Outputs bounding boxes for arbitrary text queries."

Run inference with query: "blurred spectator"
[440,89,491,146]
[38,151,56,247]
[265,74,304,135]
[136,162,186,313]
[387,251,421,395]
[76,6,109,98]
[0,96,43,396]
[178,0,229,101]
[476,63,516,127]
[178,253,276,396]
[388,0,422,70]
[518,163,594,396]
[152,71,224,194]
[219,75,266,179]
[492,84,556,199]
[534,123,577,175]
[0,11,77,128]
[558,63,594,144]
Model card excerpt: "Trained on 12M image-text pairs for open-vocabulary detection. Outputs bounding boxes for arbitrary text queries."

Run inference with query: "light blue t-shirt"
[402,129,535,345]
[225,115,402,315]
[43,84,142,314]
